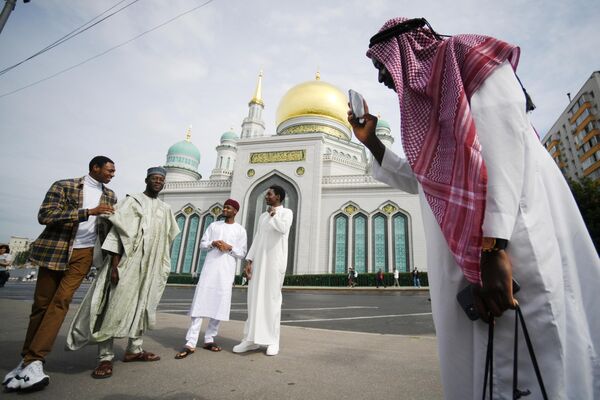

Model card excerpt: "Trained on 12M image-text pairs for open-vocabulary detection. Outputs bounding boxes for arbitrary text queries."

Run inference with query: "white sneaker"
[2,360,24,385]
[266,344,279,356]
[5,361,49,392]
[232,341,259,353]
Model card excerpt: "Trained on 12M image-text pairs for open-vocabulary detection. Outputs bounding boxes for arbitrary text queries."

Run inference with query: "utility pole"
[0,0,28,36]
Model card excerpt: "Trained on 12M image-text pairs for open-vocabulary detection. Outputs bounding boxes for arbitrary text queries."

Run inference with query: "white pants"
[97,337,143,362]
[185,317,221,348]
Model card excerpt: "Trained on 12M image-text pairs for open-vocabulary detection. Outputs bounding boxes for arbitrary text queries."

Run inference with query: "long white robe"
[373,62,600,399]
[189,220,247,321]
[242,205,293,345]
[66,193,179,349]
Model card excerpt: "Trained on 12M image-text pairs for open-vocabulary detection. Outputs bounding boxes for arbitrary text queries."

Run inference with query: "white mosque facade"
[160,73,428,277]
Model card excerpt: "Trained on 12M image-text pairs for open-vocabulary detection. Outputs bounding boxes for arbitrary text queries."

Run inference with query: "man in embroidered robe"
[175,199,247,359]
[65,167,179,379]
[233,186,293,356]
[3,156,116,392]
[350,17,600,399]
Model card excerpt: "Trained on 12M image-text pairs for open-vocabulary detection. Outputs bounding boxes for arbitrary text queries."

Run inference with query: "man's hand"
[212,240,232,252]
[110,253,122,285]
[244,261,253,281]
[472,250,517,322]
[89,204,114,216]
[347,100,386,165]
[268,206,276,217]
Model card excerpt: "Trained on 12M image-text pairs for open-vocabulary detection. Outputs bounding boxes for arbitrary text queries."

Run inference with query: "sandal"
[123,351,161,362]
[175,347,195,359]
[91,361,113,379]
[203,342,222,352]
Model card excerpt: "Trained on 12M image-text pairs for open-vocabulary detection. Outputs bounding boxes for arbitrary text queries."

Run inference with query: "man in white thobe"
[175,199,247,358]
[233,185,293,356]
[351,18,600,399]
[65,167,180,379]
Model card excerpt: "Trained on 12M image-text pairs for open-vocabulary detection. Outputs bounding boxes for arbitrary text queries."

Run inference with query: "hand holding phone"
[348,89,365,124]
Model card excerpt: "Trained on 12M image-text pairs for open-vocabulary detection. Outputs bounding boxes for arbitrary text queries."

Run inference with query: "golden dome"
[276,77,351,132]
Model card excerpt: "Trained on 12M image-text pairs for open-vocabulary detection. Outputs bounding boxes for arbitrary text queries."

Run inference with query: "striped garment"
[29,176,117,271]
[367,18,520,284]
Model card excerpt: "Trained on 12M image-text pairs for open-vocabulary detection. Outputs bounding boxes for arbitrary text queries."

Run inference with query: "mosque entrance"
[246,175,298,275]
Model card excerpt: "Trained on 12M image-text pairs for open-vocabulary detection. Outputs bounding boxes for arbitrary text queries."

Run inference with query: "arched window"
[392,213,409,272]
[333,214,348,273]
[170,214,186,272]
[353,213,367,273]
[219,156,223,168]
[372,213,388,272]
[196,214,215,274]
[181,214,200,273]
[226,157,231,170]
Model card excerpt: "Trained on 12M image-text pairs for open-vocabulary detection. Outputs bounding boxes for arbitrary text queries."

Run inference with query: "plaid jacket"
[29,177,117,271]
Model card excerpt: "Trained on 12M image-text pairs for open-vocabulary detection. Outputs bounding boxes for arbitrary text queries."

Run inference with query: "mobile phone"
[456,279,521,321]
[348,89,365,123]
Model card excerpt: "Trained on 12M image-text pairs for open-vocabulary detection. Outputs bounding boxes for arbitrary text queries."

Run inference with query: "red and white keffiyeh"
[367,18,520,284]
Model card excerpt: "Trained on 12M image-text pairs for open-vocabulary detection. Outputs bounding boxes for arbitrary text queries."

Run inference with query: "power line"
[0,0,142,76]
[0,0,217,99]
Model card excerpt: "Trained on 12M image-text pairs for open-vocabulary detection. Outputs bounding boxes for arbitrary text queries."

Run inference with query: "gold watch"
[481,237,508,252]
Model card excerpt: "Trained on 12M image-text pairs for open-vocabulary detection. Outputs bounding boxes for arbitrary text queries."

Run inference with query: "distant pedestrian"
[348,267,355,287]
[392,268,400,287]
[0,244,13,287]
[376,269,386,288]
[3,156,117,392]
[411,268,420,288]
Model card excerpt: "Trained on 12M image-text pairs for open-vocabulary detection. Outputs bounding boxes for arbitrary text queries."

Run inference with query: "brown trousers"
[22,247,93,364]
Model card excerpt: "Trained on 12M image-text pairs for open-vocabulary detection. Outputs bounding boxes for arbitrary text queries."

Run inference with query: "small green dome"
[376,119,390,130]
[220,131,238,142]
[165,140,201,172]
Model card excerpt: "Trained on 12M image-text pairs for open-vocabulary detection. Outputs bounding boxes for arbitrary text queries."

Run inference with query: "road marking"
[282,312,432,323]
[229,306,379,313]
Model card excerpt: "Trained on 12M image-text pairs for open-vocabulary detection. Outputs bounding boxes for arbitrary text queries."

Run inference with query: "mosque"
[159,72,427,277]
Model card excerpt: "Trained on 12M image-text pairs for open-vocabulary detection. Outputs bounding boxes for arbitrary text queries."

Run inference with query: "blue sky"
[1,0,599,243]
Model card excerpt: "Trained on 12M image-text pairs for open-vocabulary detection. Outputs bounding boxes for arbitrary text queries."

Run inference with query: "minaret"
[240,70,266,138]
[210,128,238,180]
[376,115,394,148]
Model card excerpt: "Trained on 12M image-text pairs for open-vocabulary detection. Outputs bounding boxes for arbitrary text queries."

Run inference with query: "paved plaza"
[0,282,443,399]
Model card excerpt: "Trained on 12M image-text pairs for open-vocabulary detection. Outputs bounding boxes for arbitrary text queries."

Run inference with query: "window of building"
[181,214,200,274]
[392,212,409,272]
[333,214,348,273]
[372,213,388,272]
[353,213,367,273]
[170,214,186,272]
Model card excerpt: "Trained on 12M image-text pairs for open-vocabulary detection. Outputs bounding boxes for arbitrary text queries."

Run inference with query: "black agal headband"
[369,18,445,48]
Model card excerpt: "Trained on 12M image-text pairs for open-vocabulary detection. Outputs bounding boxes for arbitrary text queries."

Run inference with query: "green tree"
[14,250,31,266]
[567,178,600,254]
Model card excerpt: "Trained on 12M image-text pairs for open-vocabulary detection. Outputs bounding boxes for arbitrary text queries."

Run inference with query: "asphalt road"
[0,281,435,336]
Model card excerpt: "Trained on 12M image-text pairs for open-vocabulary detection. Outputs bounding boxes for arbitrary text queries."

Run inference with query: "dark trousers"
[21,247,93,364]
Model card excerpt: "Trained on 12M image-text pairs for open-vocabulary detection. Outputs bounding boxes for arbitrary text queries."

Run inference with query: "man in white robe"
[351,18,600,399]
[65,167,180,379]
[175,198,247,358]
[233,185,293,356]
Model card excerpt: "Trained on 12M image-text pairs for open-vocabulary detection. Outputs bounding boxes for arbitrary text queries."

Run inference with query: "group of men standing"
[3,156,294,393]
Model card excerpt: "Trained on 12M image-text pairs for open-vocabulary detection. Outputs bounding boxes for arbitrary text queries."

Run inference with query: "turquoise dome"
[220,131,238,142]
[165,139,201,172]
[376,119,390,130]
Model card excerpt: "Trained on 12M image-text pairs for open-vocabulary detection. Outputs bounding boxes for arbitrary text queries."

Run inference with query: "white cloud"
[0,0,599,242]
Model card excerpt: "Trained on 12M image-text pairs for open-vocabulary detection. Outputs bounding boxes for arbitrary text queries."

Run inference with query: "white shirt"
[73,174,103,248]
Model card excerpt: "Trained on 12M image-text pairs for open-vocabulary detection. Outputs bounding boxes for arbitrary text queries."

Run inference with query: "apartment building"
[542,71,600,182]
